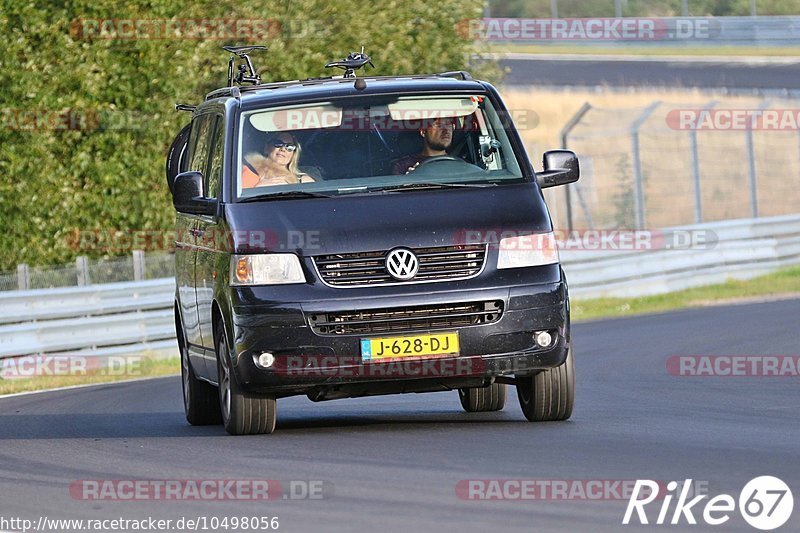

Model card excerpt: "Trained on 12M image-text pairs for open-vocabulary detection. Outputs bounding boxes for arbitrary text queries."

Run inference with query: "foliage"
[0,0,495,270]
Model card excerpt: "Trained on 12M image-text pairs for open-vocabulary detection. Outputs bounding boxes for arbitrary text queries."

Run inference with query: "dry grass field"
[500,88,800,229]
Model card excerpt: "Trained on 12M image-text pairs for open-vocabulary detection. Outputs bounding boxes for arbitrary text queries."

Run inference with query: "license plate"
[361,332,459,362]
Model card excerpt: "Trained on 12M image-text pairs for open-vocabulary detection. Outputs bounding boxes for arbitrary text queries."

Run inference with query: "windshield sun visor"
[249,104,344,132]
[388,97,479,122]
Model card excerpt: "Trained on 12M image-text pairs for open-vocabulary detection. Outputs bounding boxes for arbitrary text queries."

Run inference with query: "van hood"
[224,182,552,255]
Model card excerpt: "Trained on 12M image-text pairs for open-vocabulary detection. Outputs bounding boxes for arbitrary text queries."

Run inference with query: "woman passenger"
[242,132,313,188]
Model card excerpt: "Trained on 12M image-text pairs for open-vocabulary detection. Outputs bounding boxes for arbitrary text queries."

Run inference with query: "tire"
[180,328,222,426]
[458,383,506,412]
[216,324,277,435]
[516,348,575,422]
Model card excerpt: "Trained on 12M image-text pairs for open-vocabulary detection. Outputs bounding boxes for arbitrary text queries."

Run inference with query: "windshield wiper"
[371,182,496,193]
[238,190,333,203]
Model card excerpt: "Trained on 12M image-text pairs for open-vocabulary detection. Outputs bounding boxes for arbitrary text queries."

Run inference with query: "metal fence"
[0,251,175,292]
[549,98,800,232]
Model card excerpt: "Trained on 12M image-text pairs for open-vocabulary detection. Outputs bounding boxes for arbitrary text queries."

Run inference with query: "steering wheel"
[416,156,462,169]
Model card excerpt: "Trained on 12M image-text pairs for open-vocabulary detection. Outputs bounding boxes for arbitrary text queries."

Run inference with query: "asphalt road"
[500,57,800,92]
[0,299,798,533]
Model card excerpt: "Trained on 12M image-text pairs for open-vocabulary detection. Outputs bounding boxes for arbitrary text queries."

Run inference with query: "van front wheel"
[516,348,575,422]
[216,325,277,435]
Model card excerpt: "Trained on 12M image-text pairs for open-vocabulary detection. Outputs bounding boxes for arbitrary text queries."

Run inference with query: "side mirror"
[173,171,217,216]
[536,150,580,189]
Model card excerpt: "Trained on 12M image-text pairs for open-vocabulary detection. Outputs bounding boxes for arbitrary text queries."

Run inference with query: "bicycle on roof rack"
[325,47,374,78]
[223,45,268,86]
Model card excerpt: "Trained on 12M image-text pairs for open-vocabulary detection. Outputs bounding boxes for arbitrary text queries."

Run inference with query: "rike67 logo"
[623,477,793,530]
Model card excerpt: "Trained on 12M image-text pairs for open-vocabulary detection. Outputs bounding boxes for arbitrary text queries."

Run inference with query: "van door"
[179,112,216,378]
[195,114,225,373]
[169,123,200,373]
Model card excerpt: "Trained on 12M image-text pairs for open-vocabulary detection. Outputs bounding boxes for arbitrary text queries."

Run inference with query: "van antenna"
[223,45,268,87]
[325,47,374,78]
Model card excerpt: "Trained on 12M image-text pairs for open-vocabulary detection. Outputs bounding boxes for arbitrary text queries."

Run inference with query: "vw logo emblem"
[385,248,419,281]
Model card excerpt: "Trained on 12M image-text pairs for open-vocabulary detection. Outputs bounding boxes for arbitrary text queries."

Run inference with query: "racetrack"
[1,299,798,532]
[499,56,800,93]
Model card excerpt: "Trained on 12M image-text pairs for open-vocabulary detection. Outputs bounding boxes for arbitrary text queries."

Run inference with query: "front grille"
[313,244,487,287]
[308,300,503,336]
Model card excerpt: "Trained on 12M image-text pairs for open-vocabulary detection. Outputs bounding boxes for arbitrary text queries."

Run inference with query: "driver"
[391,117,456,175]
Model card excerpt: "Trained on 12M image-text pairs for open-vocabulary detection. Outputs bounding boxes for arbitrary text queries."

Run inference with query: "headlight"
[496,232,559,269]
[231,254,306,285]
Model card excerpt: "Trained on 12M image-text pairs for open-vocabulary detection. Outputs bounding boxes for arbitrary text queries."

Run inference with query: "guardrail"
[0,279,177,359]
[0,278,174,324]
[1,215,798,359]
[563,214,800,299]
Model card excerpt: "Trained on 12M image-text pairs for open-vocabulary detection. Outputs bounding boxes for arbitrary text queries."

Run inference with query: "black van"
[168,48,579,435]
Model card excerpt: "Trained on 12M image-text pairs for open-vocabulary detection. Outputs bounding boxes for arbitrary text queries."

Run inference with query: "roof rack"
[203,71,478,101]
[438,70,473,81]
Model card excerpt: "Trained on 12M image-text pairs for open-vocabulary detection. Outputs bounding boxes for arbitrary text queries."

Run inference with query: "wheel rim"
[218,337,231,422]
[181,344,190,411]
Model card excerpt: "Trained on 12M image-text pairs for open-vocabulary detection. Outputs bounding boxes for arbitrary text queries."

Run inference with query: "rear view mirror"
[173,171,217,216]
[536,150,580,189]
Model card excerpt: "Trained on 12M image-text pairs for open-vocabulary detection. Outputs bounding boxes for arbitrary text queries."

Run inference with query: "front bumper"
[228,278,570,397]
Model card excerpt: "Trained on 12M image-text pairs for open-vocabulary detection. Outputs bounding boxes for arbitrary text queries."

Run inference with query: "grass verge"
[572,266,800,322]
[0,355,180,396]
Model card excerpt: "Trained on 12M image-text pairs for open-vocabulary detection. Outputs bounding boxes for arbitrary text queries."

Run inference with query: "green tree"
[0,0,495,270]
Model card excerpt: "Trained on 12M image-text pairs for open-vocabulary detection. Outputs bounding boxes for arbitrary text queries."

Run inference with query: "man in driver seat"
[391,116,456,174]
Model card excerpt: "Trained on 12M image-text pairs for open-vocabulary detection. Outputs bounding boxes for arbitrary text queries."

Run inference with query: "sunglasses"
[271,141,297,152]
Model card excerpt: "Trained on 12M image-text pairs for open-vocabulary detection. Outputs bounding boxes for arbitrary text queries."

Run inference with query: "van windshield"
[236,94,525,199]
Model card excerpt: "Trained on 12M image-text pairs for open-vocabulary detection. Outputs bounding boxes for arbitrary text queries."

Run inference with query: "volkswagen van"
[168,48,579,434]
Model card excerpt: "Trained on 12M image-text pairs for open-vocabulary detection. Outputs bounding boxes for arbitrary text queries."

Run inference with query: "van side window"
[187,114,214,177]
[206,116,224,199]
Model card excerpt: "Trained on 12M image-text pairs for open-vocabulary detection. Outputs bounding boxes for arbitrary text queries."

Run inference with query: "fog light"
[534,331,553,348]
[257,352,275,368]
